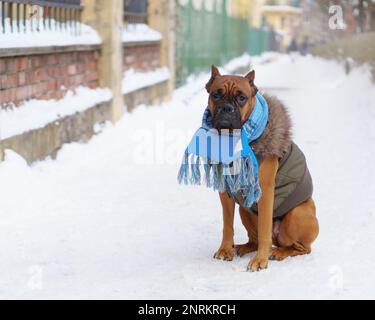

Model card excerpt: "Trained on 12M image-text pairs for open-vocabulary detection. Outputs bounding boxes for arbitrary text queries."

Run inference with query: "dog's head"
[205,66,258,130]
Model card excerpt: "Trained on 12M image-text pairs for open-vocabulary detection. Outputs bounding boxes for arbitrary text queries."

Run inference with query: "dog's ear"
[206,65,221,93]
[245,70,258,96]
[245,70,255,84]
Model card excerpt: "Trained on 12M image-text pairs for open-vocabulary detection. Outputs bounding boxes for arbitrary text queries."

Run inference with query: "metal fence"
[176,0,249,85]
[176,0,277,86]
[0,0,82,34]
[124,0,147,24]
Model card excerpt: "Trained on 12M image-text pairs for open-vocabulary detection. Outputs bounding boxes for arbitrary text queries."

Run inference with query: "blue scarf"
[178,92,269,207]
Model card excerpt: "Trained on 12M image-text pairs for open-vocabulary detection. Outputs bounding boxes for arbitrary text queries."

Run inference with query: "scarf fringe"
[178,152,262,207]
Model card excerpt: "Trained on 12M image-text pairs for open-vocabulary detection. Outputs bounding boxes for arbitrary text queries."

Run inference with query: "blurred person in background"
[300,36,309,56]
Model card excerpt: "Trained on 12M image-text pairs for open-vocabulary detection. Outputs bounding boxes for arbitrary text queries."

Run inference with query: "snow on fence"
[124,0,148,24]
[0,0,82,35]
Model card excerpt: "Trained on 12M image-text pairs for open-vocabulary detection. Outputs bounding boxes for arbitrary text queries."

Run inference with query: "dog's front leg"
[248,156,279,272]
[214,192,235,261]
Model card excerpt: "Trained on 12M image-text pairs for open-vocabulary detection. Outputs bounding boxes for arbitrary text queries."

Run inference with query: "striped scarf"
[178,92,269,207]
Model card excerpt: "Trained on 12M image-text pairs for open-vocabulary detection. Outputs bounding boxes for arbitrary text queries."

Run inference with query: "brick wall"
[0,49,100,108]
[123,42,160,72]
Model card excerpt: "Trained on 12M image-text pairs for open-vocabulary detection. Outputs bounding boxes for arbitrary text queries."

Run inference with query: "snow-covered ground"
[1,54,375,299]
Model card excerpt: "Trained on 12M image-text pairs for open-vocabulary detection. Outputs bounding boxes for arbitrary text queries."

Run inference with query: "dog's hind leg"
[235,207,258,257]
[270,198,319,261]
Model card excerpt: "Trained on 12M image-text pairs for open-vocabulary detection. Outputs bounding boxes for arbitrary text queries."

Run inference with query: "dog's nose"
[222,104,234,113]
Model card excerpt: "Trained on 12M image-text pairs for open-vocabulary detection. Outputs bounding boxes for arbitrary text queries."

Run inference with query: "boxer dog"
[206,66,319,271]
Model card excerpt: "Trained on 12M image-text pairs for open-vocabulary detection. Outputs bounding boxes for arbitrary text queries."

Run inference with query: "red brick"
[6,59,17,73]
[0,59,6,74]
[74,62,84,74]
[1,49,100,106]
[16,85,32,101]
[59,65,69,77]
[0,89,7,104]
[25,57,33,71]
[32,56,43,69]
[55,78,67,91]
[47,79,57,92]
[83,72,98,84]
[78,51,89,61]
[86,61,97,71]
[18,72,27,86]
[46,55,58,66]
[31,82,48,97]
[68,74,84,87]
[125,55,135,64]
[16,57,27,71]
[6,74,19,89]
[0,75,7,90]
[87,80,98,89]
[68,65,77,75]
[53,91,66,100]
[59,53,72,65]
[46,66,56,79]
[3,87,17,104]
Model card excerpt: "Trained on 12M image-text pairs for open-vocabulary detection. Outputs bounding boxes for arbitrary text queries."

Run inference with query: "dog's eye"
[237,95,247,103]
[211,92,221,101]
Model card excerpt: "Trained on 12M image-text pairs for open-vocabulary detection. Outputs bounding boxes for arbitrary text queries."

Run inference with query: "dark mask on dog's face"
[205,66,258,131]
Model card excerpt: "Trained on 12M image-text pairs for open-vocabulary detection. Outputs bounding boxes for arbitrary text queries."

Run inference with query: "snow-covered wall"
[122,24,162,43]
[0,19,102,49]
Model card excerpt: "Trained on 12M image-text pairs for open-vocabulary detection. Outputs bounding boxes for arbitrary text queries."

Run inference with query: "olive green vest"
[228,142,313,218]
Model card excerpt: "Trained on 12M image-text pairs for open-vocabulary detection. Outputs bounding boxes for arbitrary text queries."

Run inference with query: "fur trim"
[251,93,292,161]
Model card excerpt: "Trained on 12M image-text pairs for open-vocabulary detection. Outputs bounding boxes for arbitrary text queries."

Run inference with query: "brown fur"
[251,94,292,161]
[207,67,319,271]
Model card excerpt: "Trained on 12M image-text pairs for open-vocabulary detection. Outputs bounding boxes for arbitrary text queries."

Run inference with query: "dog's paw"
[214,246,235,261]
[269,247,287,261]
[234,242,257,257]
[247,255,269,272]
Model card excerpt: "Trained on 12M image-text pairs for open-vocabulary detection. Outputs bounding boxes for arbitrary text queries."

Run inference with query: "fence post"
[82,0,124,123]
[148,0,176,97]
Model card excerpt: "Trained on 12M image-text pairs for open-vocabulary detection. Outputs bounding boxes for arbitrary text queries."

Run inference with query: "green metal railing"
[176,0,275,86]
[0,0,82,34]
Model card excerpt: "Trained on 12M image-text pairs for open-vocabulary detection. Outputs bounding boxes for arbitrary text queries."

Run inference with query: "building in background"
[261,1,302,49]
[248,0,267,28]
[0,0,174,163]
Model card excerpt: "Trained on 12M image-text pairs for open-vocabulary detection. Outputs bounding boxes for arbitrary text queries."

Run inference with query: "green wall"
[176,0,248,85]
[248,28,272,56]
[176,0,272,85]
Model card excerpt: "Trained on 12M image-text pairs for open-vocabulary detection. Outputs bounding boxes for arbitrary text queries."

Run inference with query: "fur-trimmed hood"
[251,93,292,161]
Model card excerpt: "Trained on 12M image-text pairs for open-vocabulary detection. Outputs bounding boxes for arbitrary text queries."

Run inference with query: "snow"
[122,24,162,43]
[123,67,170,94]
[1,53,375,299]
[221,53,252,74]
[0,87,112,140]
[0,19,101,49]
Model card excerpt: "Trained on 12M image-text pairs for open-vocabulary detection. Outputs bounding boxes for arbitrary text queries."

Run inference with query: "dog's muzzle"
[213,103,242,130]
